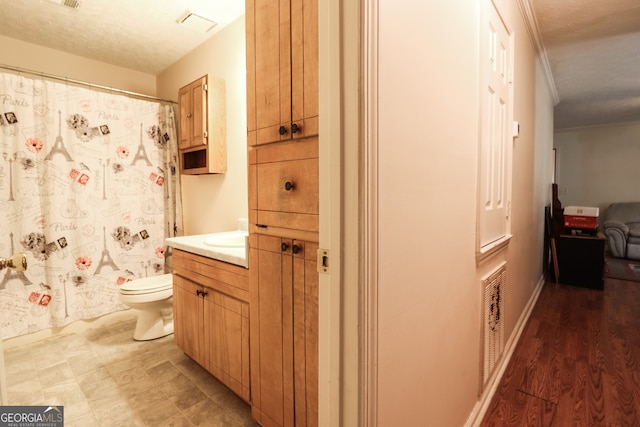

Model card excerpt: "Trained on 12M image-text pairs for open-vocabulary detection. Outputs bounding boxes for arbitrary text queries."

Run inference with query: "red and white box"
[564,206,599,230]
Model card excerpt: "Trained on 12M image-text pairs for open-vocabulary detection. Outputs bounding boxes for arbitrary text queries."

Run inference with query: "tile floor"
[3,310,260,427]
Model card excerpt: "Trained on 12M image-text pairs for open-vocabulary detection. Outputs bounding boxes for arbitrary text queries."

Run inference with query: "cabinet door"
[178,85,192,149]
[292,240,318,427]
[178,76,208,150]
[203,289,251,403]
[246,0,291,145]
[249,235,318,427]
[173,275,204,363]
[250,235,295,427]
[191,76,208,147]
[291,0,319,141]
[246,0,318,146]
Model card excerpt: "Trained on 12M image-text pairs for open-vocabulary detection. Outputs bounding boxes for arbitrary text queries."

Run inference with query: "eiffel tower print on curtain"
[44,111,74,162]
[131,123,152,166]
[94,227,119,274]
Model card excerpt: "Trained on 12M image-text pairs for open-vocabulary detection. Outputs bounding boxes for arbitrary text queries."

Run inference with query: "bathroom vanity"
[165,231,250,402]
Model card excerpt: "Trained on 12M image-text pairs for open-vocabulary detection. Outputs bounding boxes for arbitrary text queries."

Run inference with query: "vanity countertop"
[165,230,248,268]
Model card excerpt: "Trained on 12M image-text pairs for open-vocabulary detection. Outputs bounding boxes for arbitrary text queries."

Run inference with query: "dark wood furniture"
[555,233,605,290]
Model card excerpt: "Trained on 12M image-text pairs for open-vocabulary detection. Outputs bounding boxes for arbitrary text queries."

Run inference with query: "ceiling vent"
[178,12,218,33]
[47,0,80,8]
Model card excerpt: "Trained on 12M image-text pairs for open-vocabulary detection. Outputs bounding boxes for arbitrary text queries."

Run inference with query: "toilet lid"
[119,273,173,295]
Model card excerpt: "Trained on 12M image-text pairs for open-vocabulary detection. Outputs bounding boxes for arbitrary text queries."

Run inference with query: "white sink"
[203,233,247,248]
[165,228,250,268]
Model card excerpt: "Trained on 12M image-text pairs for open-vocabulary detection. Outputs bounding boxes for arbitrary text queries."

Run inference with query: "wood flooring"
[481,277,640,426]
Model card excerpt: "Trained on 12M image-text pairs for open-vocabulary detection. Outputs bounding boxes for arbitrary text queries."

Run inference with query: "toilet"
[118,273,174,341]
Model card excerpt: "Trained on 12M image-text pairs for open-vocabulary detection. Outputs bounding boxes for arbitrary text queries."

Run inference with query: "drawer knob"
[284,181,294,191]
[279,125,287,135]
[292,244,301,254]
[281,242,289,252]
[291,123,300,134]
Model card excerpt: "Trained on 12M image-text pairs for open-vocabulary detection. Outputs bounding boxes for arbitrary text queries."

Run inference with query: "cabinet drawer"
[250,138,318,232]
[172,249,249,302]
[257,157,318,213]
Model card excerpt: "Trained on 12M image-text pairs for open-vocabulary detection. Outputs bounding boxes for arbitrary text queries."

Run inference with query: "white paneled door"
[479,0,514,248]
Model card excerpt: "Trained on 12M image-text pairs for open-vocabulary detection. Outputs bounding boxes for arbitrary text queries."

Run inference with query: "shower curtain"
[0,72,183,338]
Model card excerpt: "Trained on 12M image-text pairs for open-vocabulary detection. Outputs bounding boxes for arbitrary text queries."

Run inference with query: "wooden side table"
[556,233,605,290]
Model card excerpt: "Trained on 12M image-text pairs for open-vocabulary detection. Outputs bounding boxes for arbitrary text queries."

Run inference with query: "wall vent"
[481,262,506,387]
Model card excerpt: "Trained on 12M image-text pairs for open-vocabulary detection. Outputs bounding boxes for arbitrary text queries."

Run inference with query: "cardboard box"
[564,206,599,230]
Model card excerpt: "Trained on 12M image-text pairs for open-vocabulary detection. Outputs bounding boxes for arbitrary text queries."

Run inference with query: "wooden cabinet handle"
[292,244,301,254]
[279,125,287,135]
[284,181,294,191]
[291,123,300,134]
[281,242,289,252]
[186,113,192,118]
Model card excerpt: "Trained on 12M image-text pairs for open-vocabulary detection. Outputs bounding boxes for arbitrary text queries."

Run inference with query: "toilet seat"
[119,273,173,295]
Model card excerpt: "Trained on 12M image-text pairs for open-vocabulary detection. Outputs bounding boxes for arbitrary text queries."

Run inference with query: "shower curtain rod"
[0,63,177,105]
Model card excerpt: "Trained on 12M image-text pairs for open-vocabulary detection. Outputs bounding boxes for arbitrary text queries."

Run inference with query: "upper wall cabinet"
[246,0,319,146]
[178,75,227,174]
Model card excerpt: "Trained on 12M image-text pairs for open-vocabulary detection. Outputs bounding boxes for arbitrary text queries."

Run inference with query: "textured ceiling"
[0,0,244,75]
[0,0,637,130]
[531,0,640,129]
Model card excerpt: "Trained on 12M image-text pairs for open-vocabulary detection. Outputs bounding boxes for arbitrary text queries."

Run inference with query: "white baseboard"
[464,274,546,427]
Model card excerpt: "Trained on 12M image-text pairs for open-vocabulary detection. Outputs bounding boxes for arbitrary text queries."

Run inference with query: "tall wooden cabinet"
[246,0,319,425]
[178,75,227,174]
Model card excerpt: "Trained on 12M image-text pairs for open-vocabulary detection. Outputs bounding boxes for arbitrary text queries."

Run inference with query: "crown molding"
[517,0,560,106]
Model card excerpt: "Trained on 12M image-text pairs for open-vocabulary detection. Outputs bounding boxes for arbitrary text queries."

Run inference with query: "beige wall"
[554,122,640,215]
[0,35,156,95]
[374,0,555,425]
[156,17,248,235]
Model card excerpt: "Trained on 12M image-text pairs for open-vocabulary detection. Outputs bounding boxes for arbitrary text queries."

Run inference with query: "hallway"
[481,276,640,425]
